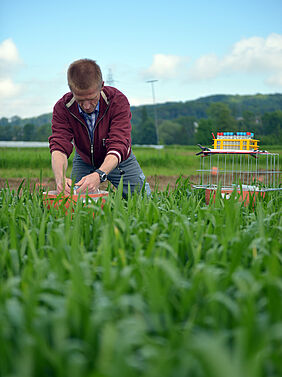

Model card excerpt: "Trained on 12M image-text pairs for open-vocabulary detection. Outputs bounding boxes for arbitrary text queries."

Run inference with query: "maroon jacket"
[49,86,132,168]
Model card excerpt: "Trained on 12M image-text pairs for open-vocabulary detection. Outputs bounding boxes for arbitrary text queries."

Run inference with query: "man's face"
[72,85,102,113]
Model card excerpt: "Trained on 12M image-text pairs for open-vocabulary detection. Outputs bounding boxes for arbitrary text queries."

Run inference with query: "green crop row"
[0,148,54,169]
[0,146,197,169]
[0,179,281,377]
[1,145,281,177]
[1,146,281,178]
[0,146,199,178]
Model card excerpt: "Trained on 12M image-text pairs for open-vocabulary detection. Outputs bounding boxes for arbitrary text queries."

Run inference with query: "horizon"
[2,91,282,120]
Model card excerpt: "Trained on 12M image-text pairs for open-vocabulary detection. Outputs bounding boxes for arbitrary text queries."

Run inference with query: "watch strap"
[95,169,107,182]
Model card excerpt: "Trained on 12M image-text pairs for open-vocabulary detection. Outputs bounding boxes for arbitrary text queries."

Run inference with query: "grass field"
[0,145,281,179]
[0,179,281,376]
[0,146,199,179]
[0,145,282,376]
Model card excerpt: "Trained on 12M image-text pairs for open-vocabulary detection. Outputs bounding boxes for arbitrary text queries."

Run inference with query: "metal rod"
[146,80,159,144]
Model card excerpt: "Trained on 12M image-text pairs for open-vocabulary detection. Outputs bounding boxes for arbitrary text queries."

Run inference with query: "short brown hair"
[67,59,103,91]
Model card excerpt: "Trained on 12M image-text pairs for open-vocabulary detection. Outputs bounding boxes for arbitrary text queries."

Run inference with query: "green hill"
[130,93,282,127]
[0,93,281,144]
[1,93,281,128]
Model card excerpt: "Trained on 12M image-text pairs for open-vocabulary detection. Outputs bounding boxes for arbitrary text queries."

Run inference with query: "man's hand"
[57,177,73,194]
[76,172,100,193]
[73,154,119,194]
[52,151,71,194]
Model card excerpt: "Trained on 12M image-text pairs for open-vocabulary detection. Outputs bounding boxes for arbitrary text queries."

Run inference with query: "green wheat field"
[0,146,281,377]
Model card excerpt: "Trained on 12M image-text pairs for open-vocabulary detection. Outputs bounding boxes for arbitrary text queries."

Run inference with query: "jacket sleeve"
[105,93,132,163]
[49,101,74,158]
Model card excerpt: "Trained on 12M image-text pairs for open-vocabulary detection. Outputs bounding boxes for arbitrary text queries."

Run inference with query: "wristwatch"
[95,169,107,182]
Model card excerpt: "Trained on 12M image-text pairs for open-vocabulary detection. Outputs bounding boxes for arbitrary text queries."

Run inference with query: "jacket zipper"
[68,100,110,167]
[68,111,94,165]
[89,102,110,166]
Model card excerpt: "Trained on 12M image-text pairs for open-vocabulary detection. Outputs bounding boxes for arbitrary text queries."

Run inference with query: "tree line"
[1,93,281,145]
[0,122,51,141]
[133,103,282,146]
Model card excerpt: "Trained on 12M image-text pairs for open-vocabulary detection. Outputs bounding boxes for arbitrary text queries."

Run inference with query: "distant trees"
[240,110,257,130]
[1,94,282,145]
[195,119,214,146]
[36,123,52,141]
[207,103,237,132]
[0,123,51,142]
[0,124,14,140]
[0,117,9,127]
[131,102,282,146]
[132,107,157,145]
[193,106,282,145]
[261,110,282,136]
[132,106,197,145]
[260,110,282,144]
[158,116,196,145]
[194,103,238,145]
[23,123,35,141]
[158,120,184,145]
[176,116,196,143]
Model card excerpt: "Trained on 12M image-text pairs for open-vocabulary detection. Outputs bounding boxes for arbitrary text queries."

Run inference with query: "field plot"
[1,146,281,190]
[0,179,281,377]
[0,146,200,191]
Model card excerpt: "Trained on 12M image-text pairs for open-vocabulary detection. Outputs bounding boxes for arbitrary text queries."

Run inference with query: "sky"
[0,0,282,118]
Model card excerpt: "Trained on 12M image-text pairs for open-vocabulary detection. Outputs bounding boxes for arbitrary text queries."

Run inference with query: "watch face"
[100,173,107,182]
[96,169,107,182]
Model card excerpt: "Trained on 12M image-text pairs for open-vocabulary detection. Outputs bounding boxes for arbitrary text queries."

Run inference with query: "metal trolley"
[194,133,281,204]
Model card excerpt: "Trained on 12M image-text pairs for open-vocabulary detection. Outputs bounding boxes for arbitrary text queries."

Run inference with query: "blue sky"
[1,0,282,118]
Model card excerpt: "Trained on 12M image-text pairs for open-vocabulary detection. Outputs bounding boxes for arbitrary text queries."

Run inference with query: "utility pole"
[146,79,159,144]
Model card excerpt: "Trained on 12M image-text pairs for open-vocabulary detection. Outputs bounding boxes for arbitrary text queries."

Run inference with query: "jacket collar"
[65,89,109,109]
[100,90,109,105]
[65,89,110,125]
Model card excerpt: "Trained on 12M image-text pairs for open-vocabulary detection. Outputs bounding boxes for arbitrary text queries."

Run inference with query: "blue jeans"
[71,151,151,197]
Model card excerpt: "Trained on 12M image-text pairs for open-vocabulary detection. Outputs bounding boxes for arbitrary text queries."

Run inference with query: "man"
[49,59,150,197]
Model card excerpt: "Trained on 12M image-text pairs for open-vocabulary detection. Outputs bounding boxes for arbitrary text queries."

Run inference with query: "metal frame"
[194,150,281,192]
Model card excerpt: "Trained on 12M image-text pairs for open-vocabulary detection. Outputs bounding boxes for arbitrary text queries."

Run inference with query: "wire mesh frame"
[196,152,281,190]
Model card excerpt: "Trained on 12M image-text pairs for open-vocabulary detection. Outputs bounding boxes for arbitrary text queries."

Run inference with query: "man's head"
[67,59,104,113]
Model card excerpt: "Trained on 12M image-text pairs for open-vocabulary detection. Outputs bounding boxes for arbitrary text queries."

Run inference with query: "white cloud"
[189,53,221,80]
[0,38,21,64]
[0,39,22,101]
[143,54,189,79]
[189,33,282,87]
[266,73,282,87]
[0,78,21,99]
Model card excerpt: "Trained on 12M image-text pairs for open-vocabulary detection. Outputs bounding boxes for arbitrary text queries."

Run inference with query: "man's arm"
[76,154,118,193]
[51,150,72,193]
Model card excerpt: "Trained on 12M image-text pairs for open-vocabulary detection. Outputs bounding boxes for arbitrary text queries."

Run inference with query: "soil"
[0,175,193,192]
